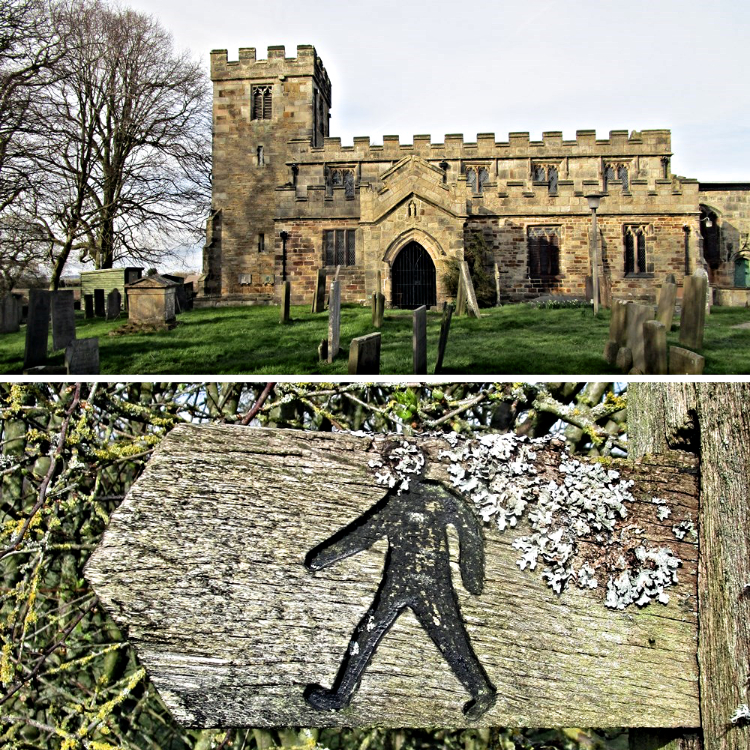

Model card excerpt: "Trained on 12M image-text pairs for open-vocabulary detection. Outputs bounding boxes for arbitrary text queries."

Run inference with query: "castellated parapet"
[203,45,737,309]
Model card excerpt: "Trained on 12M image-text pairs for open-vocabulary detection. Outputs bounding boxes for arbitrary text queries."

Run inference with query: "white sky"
[126,0,749,272]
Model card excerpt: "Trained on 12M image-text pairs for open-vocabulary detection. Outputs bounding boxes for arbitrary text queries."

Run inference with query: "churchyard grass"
[0,304,748,375]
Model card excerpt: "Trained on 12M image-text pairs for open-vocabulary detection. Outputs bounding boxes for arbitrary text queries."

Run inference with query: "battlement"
[287,129,672,163]
[210,45,330,94]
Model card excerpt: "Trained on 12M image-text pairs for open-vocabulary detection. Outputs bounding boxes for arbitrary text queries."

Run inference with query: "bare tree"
[29,0,211,287]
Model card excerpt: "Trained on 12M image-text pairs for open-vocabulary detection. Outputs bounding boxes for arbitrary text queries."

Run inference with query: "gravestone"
[65,337,100,375]
[624,303,655,372]
[655,278,677,331]
[23,289,51,370]
[679,274,708,351]
[694,267,711,315]
[413,305,427,375]
[494,263,501,306]
[183,282,194,311]
[94,288,106,317]
[86,424,701,729]
[616,346,633,373]
[327,280,340,363]
[348,332,381,375]
[669,346,705,375]
[643,320,667,375]
[280,281,291,324]
[84,294,94,319]
[459,261,481,318]
[317,338,327,362]
[375,292,385,328]
[106,289,122,321]
[603,300,629,365]
[435,302,454,375]
[311,269,326,313]
[371,293,377,326]
[455,277,467,316]
[51,290,76,351]
[0,294,21,333]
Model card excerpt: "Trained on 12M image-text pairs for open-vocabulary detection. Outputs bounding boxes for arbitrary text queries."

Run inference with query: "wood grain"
[86,425,700,728]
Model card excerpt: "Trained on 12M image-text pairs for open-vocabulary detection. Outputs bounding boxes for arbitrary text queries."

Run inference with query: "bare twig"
[240,383,276,426]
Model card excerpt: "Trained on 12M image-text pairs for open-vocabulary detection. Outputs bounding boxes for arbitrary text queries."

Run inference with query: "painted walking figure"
[304,480,497,719]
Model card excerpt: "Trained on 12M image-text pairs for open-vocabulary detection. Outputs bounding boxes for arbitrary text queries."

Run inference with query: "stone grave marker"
[603,300,630,365]
[694,267,711,315]
[51,290,76,351]
[280,281,291,324]
[23,289,51,370]
[65,337,100,374]
[656,277,677,331]
[679,273,708,351]
[624,303,655,372]
[413,304,427,375]
[375,292,385,328]
[669,346,705,375]
[643,320,667,375]
[494,263,501,306]
[312,269,326,313]
[0,294,21,333]
[455,277,467,316]
[348,332,381,375]
[371,293,377,326]
[85,424,701,729]
[434,302,454,375]
[94,288,106,317]
[459,261,481,318]
[327,280,341,363]
[106,288,122,321]
[615,346,633,373]
[84,294,94,319]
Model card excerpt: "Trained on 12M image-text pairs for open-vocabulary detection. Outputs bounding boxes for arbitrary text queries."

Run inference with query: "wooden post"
[434,302,453,374]
[630,383,750,750]
[87,424,701,730]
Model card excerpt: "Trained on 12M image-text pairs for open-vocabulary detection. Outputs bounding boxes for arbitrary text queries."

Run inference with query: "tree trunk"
[629,383,750,750]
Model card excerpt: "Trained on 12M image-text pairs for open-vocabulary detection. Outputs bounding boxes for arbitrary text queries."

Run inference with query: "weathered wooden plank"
[86,425,700,729]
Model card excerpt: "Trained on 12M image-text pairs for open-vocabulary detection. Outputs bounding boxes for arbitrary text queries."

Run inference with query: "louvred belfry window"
[252,85,272,120]
[527,226,561,277]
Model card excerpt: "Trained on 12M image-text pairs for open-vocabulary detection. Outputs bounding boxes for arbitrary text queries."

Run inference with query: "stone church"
[202,44,750,309]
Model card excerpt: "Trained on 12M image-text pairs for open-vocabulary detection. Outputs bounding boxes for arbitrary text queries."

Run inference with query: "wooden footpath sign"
[86,425,700,729]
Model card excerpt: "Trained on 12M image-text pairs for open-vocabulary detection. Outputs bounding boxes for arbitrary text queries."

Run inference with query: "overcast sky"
[128,0,749,183]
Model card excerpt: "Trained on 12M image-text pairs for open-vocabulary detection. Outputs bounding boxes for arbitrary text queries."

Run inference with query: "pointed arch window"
[325,167,356,198]
[604,162,629,191]
[531,163,559,194]
[527,226,561,277]
[465,166,490,194]
[252,85,272,120]
[624,225,649,275]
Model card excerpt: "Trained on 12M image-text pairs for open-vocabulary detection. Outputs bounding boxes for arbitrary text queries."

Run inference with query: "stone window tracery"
[465,166,490,194]
[326,167,356,198]
[624,225,649,275]
[531,163,559,194]
[251,85,272,120]
[604,162,630,191]
[527,226,560,277]
[324,229,356,266]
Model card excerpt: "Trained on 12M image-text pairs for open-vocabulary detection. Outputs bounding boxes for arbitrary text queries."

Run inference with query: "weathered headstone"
[311,269,326,313]
[0,294,21,333]
[65,337,100,375]
[455,276,467,316]
[23,289,51,370]
[603,300,630,365]
[348,332,381,375]
[413,304,427,375]
[375,292,385,328]
[94,288,106,317]
[656,278,677,331]
[643,320,667,375]
[317,338,327,362]
[106,289,122,321]
[327,280,340,363]
[85,424,701,729]
[51,290,76,351]
[679,274,708,351]
[371,293,377,326]
[494,263,501,306]
[624,303,655,372]
[615,346,633,373]
[279,281,291,324]
[435,302,454,375]
[459,261,481,318]
[669,346,705,375]
[694,267,711,315]
[84,294,94,319]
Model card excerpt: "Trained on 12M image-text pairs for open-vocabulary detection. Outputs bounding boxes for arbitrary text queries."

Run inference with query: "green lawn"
[1,303,748,375]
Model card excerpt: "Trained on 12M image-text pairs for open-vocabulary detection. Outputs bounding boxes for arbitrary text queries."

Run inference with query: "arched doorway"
[391,241,437,309]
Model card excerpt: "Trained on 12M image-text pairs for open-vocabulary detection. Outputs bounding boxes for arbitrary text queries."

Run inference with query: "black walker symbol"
[304,481,497,718]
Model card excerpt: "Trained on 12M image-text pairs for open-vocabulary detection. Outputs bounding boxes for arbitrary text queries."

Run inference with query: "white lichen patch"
[369,439,425,495]
[672,518,697,541]
[731,703,750,725]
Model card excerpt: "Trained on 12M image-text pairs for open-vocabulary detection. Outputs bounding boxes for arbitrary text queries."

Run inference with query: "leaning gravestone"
[65,337,100,375]
[312,269,326,313]
[348,332,381,375]
[455,277,467,316]
[643,320,667,375]
[327,280,341,363]
[679,273,708,351]
[106,289,122,321]
[459,262,481,318]
[85,424,700,729]
[0,294,21,333]
[94,288,106,318]
[51,290,76,351]
[624,303,655,373]
[669,346,705,375]
[434,302,454,375]
[23,289,51,370]
[655,278,677,331]
[413,305,427,375]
